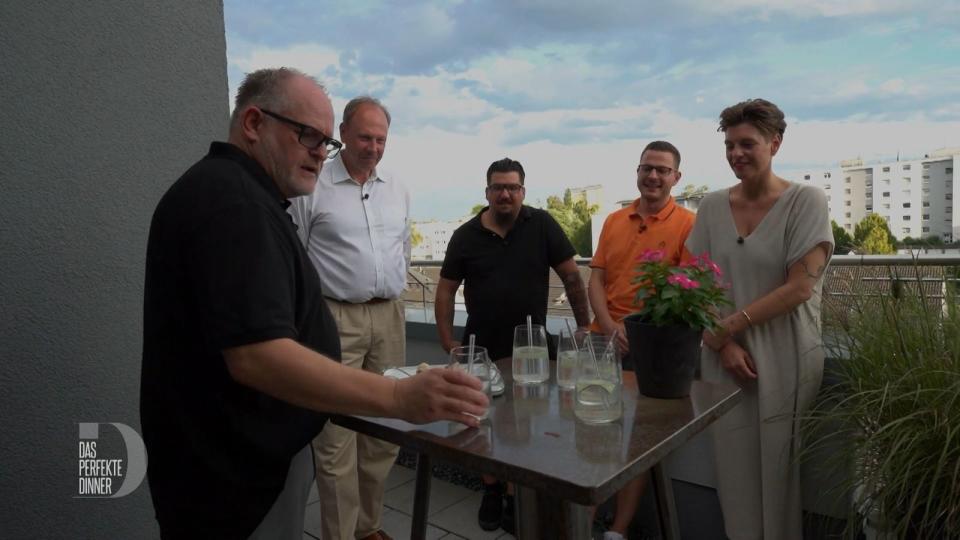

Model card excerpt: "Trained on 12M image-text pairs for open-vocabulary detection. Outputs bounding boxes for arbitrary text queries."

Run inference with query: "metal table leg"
[650,462,681,540]
[563,501,593,539]
[515,485,540,539]
[410,452,432,540]
[515,485,592,540]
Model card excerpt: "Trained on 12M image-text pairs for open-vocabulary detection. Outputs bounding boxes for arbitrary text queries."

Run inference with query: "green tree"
[831,220,853,254]
[860,227,896,254]
[410,224,423,248]
[679,184,709,198]
[853,214,896,254]
[898,234,945,249]
[545,189,599,256]
[470,203,486,215]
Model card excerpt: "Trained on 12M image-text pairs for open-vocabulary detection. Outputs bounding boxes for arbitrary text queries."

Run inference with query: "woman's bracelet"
[740,309,754,327]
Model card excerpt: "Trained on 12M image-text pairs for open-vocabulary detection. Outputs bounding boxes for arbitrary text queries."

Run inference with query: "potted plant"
[802,266,960,538]
[624,249,731,398]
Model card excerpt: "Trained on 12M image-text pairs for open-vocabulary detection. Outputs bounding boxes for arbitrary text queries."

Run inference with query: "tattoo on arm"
[562,272,591,327]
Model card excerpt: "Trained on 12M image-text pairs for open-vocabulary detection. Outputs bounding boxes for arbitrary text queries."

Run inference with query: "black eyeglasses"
[261,109,343,158]
[638,164,675,176]
[486,183,524,194]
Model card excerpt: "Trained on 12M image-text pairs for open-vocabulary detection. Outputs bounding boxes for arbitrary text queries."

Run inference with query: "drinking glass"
[556,327,582,389]
[574,334,622,424]
[512,323,549,385]
[449,346,492,421]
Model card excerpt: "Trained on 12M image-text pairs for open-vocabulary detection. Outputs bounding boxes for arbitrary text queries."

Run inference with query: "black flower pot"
[624,313,702,398]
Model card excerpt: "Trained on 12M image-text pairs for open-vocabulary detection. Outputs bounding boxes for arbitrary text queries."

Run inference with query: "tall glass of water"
[512,323,549,385]
[556,327,581,389]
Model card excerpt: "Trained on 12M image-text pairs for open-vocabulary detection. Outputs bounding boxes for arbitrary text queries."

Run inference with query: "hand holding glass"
[449,346,493,421]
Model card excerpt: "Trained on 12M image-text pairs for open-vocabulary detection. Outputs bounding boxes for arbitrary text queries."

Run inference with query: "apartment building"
[791,147,959,242]
[569,184,604,207]
[410,216,471,261]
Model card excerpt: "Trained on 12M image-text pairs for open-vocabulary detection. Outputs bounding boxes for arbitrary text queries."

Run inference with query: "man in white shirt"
[289,96,408,540]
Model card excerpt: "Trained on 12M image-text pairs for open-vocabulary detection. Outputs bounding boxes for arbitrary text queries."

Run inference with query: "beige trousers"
[248,444,314,540]
[313,298,405,540]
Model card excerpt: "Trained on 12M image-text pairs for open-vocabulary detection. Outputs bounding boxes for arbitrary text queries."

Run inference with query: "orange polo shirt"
[589,196,695,331]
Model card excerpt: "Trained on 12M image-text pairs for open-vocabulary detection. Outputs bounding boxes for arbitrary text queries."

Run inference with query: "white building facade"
[411,216,471,261]
[790,147,959,242]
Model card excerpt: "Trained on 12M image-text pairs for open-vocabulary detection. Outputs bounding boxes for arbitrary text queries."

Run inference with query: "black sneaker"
[501,494,516,535]
[478,483,504,531]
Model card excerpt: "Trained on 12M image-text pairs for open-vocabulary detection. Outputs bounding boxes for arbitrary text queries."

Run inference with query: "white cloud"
[230,43,344,81]
[222,2,960,220]
[382,111,960,220]
[834,79,871,99]
[686,0,932,18]
[461,46,628,107]
[878,78,905,94]
[378,72,502,133]
[781,119,960,165]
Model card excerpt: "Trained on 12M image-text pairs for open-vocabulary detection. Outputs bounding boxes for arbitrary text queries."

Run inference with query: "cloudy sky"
[224,0,960,220]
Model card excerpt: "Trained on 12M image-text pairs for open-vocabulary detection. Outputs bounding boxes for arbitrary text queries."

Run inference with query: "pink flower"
[706,260,723,277]
[667,274,700,289]
[639,249,665,263]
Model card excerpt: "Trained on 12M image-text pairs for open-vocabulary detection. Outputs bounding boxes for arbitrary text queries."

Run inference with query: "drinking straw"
[603,330,618,360]
[584,332,601,373]
[526,315,533,348]
[564,318,579,352]
[467,334,476,375]
[583,334,609,407]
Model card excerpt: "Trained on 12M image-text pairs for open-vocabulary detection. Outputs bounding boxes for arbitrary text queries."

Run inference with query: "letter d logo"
[78,422,147,498]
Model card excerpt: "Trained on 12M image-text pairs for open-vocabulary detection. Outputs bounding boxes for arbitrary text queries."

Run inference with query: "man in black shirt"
[141,68,488,539]
[434,157,591,532]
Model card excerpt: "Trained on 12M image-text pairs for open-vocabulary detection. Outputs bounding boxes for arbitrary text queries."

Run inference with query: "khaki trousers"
[313,298,404,540]
[248,444,314,540]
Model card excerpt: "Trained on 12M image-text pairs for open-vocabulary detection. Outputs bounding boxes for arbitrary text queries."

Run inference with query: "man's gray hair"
[342,96,391,127]
[229,67,326,128]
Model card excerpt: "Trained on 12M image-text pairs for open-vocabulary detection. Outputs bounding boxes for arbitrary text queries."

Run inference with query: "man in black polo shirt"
[141,67,487,540]
[434,157,591,533]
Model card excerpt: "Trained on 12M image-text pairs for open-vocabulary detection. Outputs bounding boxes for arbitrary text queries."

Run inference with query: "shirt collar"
[208,142,290,209]
[328,155,386,185]
[630,196,677,222]
[470,205,532,231]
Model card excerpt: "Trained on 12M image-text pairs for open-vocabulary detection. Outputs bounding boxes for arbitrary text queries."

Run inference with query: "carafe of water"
[573,334,622,424]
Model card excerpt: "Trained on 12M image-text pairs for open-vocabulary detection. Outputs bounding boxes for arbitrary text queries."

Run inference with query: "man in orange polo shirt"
[587,140,695,540]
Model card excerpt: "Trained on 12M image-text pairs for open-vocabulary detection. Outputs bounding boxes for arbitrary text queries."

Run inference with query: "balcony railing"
[404,255,960,319]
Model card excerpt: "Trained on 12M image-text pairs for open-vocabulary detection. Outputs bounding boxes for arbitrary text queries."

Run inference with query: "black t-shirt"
[140,142,340,538]
[440,206,575,360]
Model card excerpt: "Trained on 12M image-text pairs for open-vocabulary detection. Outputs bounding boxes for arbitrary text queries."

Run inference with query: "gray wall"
[0,2,228,537]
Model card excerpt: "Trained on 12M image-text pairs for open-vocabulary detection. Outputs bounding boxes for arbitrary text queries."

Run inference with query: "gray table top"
[333,358,742,505]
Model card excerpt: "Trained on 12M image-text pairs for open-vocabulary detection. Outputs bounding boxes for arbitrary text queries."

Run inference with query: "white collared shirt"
[288,156,410,303]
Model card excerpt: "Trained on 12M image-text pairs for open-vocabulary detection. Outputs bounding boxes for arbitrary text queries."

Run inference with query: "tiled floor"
[302,466,515,540]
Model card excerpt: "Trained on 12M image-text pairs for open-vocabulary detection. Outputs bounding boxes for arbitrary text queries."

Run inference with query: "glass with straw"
[556,319,583,389]
[574,332,622,423]
[449,334,492,420]
[512,315,549,385]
